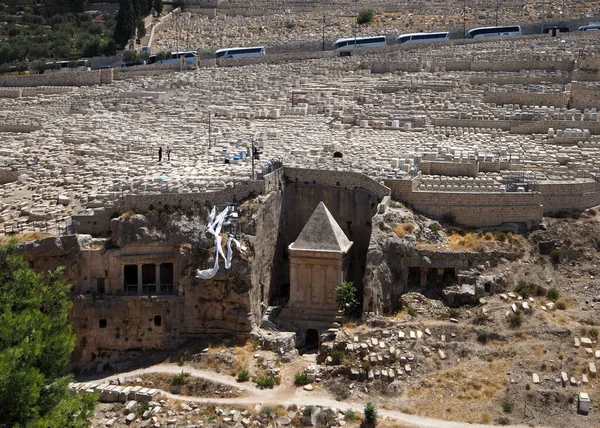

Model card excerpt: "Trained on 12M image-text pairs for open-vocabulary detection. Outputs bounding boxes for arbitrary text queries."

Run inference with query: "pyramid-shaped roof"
[289,202,353,253]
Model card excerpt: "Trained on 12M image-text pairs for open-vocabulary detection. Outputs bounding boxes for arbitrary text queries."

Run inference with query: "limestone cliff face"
[362,202,418,315]
[250,191,284,326]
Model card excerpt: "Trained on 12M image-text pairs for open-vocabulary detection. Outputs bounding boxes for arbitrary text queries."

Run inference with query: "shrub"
[364,402,378,426]
[331,349,345,365]
[508,310,522,328]
[172,371,190,385]
[556,299,567,310]
[591,328,599,338]
[294,372,308,386]
[335,281,359,318]
[547,287,559,301]
[345,410,357,421]
[260,405,275,418]
[357,9,374,25]
[477,329,490,344]
[550,248,562,264]
[237,368,249,382]
[502,398,514,413]
[256,375,275,389]
[515,281,530,298]
[428,222,442,235]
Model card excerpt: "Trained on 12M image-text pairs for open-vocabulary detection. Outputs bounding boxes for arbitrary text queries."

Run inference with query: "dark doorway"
[142,263,156,294]
[160,262,174,294]
[305,329,319,350]
[123,264,138,294]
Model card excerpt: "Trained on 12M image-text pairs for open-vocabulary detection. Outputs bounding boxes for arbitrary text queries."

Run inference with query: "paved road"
[85,363,541,428]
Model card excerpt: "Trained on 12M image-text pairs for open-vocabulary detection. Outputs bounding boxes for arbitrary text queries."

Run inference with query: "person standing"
[167,146,172,161]
[158,146,163,162]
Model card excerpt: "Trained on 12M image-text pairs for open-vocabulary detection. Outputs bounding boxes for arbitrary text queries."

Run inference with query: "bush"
[237,368,249,382]
[335,281,359,318]
[547,287,559,301]
[550,248,562,264]
[260,405,275,418]
[556,299,567,310]
[357,9,374,25]
[502,398,514,413]
[345,410,357,421]
[364,402,378,426]
[591,328,599,338]
[477,329,490,344]
[256,375,275,389]
[172,371,190,385]
[331,349,345,365]
[428,222,442,234]
[294,372,308,386]
[508,310,522,328]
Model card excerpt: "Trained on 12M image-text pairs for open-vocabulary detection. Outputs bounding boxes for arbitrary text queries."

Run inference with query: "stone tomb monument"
[279,201,353,347]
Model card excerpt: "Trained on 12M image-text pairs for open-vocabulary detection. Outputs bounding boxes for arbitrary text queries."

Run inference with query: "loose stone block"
[589,362,597,377]
[532,373,540,384]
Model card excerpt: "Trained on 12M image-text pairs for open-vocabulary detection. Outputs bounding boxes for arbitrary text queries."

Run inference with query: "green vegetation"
[547,287,560,301]
[591,328,599,338]
[357,9,374,25]
[550,248,563,264]
[477,329,490,344]
[294,371,308,386]
[330,349,345,365]
[502,398,514,413]
[259,405,275,418]
[335,281,359,318]
[0,10,117,68]
[236,368,249,382]
[172,371,190,385]
[256,375,275,389]
[344,409,357,421]
[0,240,97,427]
[508,309,522,328]
[363,402,378,426]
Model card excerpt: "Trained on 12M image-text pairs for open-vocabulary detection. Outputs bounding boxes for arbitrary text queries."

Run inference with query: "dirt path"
[83,363,541,428]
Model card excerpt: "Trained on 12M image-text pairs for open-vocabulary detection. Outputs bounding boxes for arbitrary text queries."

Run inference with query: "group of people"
[158,146,172,162]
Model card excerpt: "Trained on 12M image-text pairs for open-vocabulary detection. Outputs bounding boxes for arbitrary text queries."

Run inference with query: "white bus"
[46,59,91,72]
[213,47,265,59]
[333,36,386,55]
[397,32,449,44]
[465,25,521,39]
[578,23,600,31]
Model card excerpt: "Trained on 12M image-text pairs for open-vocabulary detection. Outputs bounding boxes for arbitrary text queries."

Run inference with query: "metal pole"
[208,109,211,149]
[251,138,255,180]
[463,0,466,38]
[322,13,325,51]
[495,0,498,26]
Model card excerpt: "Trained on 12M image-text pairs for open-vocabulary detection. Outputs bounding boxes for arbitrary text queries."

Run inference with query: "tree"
[363,402,378,426]
[0,240,97,427]
[153,0,163,16]
[113,0,137,48]
[335,281,359,318]
[357,9,374,25]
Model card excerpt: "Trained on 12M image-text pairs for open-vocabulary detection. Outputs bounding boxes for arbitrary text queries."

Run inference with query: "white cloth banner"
[195,206,244,280]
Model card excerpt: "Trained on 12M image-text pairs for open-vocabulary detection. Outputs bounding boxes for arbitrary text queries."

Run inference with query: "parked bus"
[45,59,91,72]
[212,47,266,59]
[397,32,449,44]
[333,36,386,55]
[465,25,521,39]
[578,23,600,31]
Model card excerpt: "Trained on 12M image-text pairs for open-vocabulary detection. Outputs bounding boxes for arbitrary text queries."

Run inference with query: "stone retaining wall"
[420,160,479,177]
[284,167,390,199]
[120,180,265,212]
[0,169,18,184]
[386,176,543,227]
[483,91,567,108]
[0,70,103,87]
[538,180,600,214]
[570,81,600,110]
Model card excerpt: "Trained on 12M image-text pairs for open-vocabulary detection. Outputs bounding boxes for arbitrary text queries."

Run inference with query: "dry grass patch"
[393,222,415,238]
[0,232,53,244]
[407,359,509,423]
[447,231,524,252]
